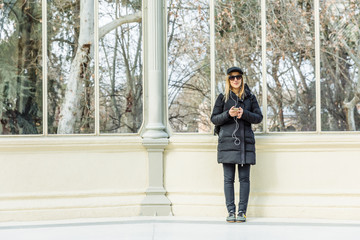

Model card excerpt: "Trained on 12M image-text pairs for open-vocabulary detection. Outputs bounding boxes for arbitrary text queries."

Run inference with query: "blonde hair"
[224,74,245,102]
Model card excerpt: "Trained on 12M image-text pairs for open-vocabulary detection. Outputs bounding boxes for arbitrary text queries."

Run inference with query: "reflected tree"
[215,0,262,131]
[266,0,316,131]
[99,0,142,133]
[167,0,211,133]
[1,0,359,135]
[321,0,360,131]
[46,0,141,134]
[0,0,42,134]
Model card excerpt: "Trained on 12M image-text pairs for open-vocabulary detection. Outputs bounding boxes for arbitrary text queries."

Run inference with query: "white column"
[142,0,168,139]
[141,0,171,216]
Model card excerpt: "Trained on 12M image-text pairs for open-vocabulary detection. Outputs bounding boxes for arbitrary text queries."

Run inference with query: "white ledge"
[0,136,144,152]
[167,133,360,150]
[0,133,359,151]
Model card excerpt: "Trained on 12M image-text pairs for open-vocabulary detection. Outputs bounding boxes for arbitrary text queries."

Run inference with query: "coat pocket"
[218,136,239,151]
[244,129,255,144]
[245,144,255,152]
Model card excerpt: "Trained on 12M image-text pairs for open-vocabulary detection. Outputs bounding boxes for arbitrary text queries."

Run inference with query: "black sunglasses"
[229,75,242,81]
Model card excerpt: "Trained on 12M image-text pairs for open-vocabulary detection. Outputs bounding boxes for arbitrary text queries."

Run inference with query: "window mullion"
[42,0,48,136]
[94,0,100,135]
[210,0,215,134]
[261,0,267,133]
[315,0,321,133]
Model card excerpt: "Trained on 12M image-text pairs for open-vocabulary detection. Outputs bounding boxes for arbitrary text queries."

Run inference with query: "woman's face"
[228,72,242,90]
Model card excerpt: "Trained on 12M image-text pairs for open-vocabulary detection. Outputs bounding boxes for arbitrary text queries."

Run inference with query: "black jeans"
[223,163,250,214]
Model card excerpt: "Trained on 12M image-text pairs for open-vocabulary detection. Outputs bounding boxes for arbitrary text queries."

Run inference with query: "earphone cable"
[229,92,241,146]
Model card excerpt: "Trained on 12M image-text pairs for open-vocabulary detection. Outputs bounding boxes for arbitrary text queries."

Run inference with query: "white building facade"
[0,0,360,221]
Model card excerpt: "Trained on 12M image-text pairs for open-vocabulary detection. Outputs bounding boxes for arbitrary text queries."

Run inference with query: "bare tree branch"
[99,11,142,39]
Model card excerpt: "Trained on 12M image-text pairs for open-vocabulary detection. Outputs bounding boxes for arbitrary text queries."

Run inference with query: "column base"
[142,123,169,139]
[142,129,168,139]
[141,187,172,216]
[141,139,172,216]
[141,205,173,216]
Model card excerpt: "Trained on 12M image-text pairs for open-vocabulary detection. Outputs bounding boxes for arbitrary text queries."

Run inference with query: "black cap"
[226,67,244,75]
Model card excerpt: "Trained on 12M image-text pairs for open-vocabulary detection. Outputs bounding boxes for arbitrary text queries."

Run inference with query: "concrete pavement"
[0,217,359,240]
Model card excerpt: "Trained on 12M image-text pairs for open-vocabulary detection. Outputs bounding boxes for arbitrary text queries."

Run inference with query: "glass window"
[2,0,360,137]
[167,0,211,133]
[266,0,316,132]
[320,0,360,131]
[99,0,143,134]
[47,0,95,134]
[215,0,262,132]
[0,0,43,135]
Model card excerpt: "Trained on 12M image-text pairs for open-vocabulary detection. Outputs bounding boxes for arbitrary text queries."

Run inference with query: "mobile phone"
[233,107,239,111]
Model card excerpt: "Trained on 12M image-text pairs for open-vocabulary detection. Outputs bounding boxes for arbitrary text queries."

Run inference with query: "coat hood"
[244,83,254,99]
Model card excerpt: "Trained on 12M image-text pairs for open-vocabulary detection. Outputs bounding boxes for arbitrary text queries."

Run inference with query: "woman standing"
[211,67,263,223]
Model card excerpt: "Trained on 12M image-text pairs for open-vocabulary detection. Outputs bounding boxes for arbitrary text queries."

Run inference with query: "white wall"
[165,134,360,220]
[0,134,360,222]
[0,136,147,222]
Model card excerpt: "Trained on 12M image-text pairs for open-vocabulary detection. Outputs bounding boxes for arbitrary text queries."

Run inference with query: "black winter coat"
[211,84,263,165]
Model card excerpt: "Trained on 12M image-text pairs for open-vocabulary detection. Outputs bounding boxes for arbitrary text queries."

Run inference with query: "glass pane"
[215,0,262,132]
[99,0,142,133]
[167,0,211,133]
[320,0,360,131]
[0,0,42,135]
[266,0,316,132]
[47,0,95,134]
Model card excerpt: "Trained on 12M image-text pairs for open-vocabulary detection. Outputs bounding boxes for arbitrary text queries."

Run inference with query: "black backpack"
[213,93,225,136]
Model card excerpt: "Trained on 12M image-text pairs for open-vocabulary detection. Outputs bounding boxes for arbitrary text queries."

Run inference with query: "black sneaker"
[237,212,246,222]
[226,212,236,223]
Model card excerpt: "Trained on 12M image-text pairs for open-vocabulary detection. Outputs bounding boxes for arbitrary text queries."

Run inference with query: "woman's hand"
[237,107,243,119]
[229,106,239,117]
[229,106,243,118]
